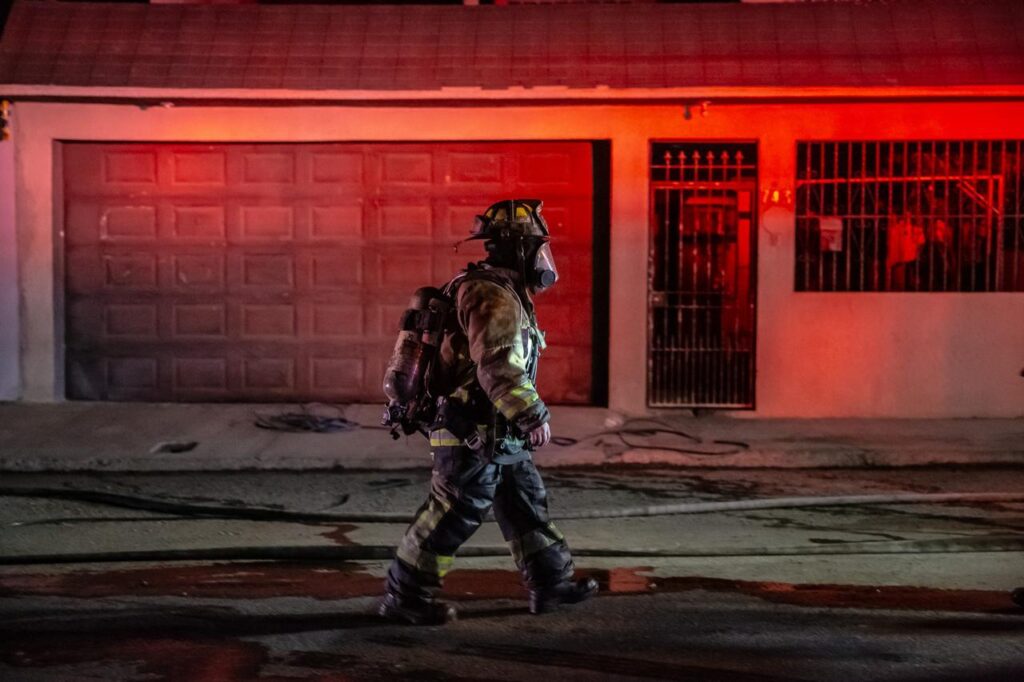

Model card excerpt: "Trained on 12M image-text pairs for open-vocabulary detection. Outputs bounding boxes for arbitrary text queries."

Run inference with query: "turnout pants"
[385,446,574,600]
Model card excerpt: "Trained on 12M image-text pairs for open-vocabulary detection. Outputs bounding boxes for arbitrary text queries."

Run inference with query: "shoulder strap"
[451,264,524,304]
[444,263,528,335]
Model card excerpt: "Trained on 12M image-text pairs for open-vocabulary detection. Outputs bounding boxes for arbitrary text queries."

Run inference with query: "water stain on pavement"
[320,523,358,545]
[736,511,909,543]
[544,470,761,501]
[2,634,505,682]
[2,562,1019,613]
[449,642,796,682]
[639,572,1021,614]
[3,634,271,681]
[0,561,383,600]
[2,564,1021,682]
[366,478,414,490]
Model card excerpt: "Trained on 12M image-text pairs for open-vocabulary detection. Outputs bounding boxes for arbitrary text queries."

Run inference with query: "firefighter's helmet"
[467,199,557,292]
[469,199,550,242]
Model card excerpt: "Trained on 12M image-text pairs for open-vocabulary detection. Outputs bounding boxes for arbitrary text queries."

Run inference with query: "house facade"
[1,1,1022,417]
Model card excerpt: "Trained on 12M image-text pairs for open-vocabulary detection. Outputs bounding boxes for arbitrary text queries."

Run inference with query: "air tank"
[382,287,450,407]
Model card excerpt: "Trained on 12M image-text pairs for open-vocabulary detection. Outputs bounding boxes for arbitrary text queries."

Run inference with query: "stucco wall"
[7,99,1024,416]
[0,122,18,400]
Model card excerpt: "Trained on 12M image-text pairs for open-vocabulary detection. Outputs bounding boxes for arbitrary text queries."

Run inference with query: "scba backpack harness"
[381,265,518,451]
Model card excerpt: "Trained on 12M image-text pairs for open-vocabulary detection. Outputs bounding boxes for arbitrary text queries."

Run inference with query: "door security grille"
[649,142,758,408]
[796,140,1024,292]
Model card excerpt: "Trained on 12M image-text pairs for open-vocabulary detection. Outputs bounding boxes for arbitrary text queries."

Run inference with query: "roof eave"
[4,84,1024,104]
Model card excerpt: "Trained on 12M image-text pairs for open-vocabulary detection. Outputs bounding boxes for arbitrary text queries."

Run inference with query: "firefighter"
[379,199,598,625]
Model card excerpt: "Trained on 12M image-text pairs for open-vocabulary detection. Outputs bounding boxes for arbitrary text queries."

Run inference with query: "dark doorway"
[648,142,757,408]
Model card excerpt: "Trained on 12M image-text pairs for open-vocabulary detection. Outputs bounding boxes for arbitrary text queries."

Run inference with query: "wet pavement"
[2,466,1023,680]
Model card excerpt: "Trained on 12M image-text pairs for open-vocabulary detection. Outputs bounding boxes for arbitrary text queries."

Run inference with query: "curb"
[3,444,1023,472]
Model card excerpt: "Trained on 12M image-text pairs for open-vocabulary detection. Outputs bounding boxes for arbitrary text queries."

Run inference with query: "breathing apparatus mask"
[526,239,558,291]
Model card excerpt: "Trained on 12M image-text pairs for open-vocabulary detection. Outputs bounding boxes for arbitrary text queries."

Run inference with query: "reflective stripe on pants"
[385,447,574,599]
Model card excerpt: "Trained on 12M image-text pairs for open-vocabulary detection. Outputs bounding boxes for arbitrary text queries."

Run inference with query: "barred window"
[795,141,1024,292]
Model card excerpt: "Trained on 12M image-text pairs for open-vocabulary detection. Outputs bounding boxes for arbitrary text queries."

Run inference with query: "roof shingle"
[0,0,1021,93]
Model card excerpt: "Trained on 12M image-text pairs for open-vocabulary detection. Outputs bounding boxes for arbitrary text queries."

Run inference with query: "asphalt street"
[1,466,1023,681]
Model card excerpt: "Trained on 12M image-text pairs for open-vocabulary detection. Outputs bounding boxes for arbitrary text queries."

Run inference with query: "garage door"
[63,142,594,404]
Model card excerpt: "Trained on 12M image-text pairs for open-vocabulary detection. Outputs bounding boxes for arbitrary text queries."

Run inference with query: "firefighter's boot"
[378,592,457,626]
[528,577,599,615]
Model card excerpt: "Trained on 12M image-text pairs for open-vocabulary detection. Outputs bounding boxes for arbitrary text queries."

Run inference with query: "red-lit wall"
[6,98,1024,416]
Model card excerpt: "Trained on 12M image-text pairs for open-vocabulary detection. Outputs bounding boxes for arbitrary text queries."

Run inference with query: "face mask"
[531,241,559,291]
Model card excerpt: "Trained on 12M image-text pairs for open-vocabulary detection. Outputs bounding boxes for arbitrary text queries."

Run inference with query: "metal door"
[648,142,757,408]
[63,142,594,403]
